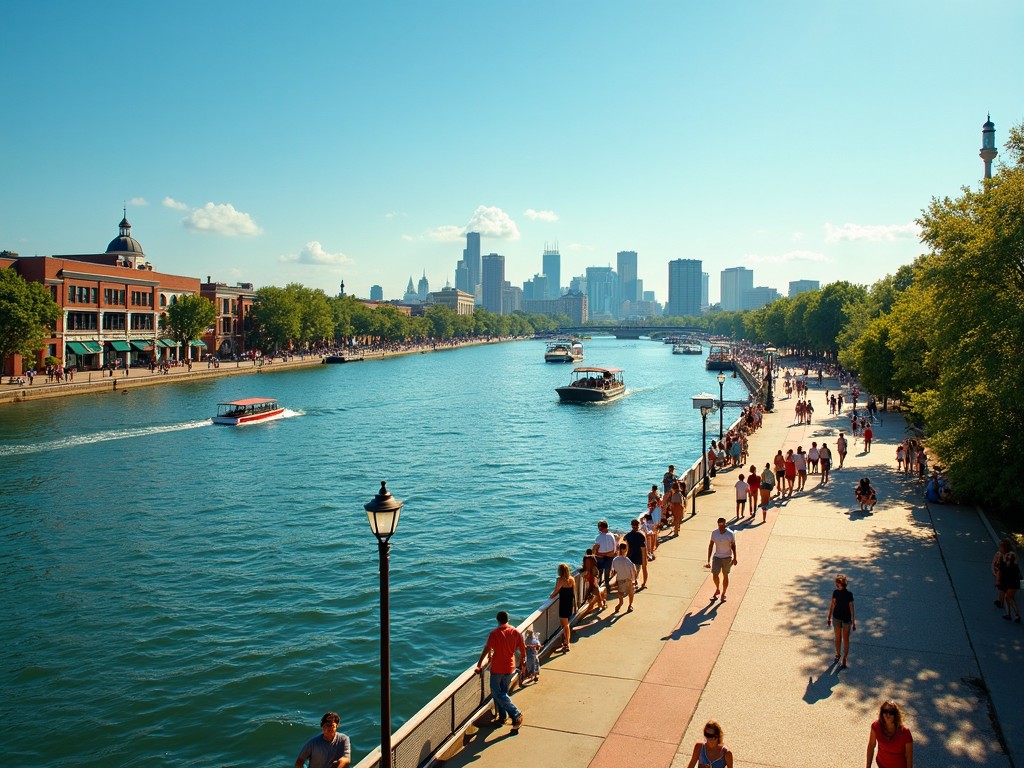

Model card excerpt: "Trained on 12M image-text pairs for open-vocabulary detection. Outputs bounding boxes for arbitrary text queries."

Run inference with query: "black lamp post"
[765,346,776,412]
[693,393,716,500]
[364,481,404,768]
[717,371,727,439]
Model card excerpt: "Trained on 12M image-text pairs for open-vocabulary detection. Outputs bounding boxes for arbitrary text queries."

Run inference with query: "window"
[102,313,126,331]
[130,314,154,331]
[66,312,98,330]
[160,294,167,308]
[223,298,230,314]
[104,288,126,305]
[48,286,57,301]
[231,300,237,314]
[77,286,93,303]
[68,285,76,303]
[131,291,153,307]
[222,316,232,333]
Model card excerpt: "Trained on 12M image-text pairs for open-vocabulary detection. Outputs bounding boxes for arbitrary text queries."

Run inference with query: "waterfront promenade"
[441,374,1022,768]
[0,338,510,405]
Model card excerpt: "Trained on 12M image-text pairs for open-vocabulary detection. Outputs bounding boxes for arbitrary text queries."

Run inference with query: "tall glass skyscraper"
[482,253,505,314]
[720,267,754,311]
[617,250,639,309]
[542,247,560,299]
[667,259,703,317]
[464,232,481,302]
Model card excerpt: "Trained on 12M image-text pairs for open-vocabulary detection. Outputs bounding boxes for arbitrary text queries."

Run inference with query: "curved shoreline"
[0,337,519,406]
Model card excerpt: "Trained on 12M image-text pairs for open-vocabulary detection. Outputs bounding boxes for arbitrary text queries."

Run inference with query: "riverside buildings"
[788,279,820,298]
[720,267,754,312]
[481,253,505,314]
[2,215,203,373]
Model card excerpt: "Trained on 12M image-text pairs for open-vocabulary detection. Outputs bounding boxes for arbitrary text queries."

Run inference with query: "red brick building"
[200,279,256,357]
[3,215,202,373]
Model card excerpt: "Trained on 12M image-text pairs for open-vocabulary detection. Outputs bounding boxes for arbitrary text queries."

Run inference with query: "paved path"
[441,371,1022,768]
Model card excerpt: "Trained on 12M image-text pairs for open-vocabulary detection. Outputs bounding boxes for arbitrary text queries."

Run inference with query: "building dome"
[105,214,145,255]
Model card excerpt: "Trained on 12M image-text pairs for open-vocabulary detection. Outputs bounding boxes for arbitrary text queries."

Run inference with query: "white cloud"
[425,225,465,242]
[183,202,263,236]
[824,222,920,243]
[467,205,520,240]
[163,196,190,211]
[524,208,558,222]
[791,231,804,242]
[280,241,353,266]
[127,197,147,206]
[384,211,407,219]
[746,250,830,265]
[566,242,595,252]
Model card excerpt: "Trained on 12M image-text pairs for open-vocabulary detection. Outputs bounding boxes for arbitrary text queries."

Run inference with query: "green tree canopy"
[163,294,216,349]
[0,268,61,369]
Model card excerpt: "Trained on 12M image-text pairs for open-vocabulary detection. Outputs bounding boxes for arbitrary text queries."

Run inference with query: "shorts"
[711,557,732,575]
[833,618,852,629]
[615,577,632,596]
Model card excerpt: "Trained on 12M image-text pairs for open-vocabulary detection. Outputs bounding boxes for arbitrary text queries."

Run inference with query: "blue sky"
[2,1,1020,304]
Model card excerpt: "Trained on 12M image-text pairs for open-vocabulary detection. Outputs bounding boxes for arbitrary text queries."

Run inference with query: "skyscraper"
[542,246,561,299]
[585,266,616,319]
[788,279,820,298]
[370,284,383,301]
[616,250,639,312]
[667,259,702,317]
[417,271,429,302]
[701,272,710,311]
[464,232,481,302]
[482,253,505,314]
[455,260,469,294]
[720,267,754,311]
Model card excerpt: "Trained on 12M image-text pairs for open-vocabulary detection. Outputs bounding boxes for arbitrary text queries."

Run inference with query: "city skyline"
[2,2,1019,304]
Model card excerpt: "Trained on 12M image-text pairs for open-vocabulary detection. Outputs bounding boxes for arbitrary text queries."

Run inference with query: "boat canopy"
[572,367,622,374]
[217,398,278,407]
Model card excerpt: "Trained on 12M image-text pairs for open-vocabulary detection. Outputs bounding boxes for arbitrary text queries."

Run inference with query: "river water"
[0,337,748,767]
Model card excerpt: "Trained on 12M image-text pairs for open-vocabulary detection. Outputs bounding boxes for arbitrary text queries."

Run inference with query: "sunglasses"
[881,709,896,716]
[704,731,719,739]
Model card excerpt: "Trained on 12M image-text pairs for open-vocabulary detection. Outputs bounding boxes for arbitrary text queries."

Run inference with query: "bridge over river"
[555,325,705,339]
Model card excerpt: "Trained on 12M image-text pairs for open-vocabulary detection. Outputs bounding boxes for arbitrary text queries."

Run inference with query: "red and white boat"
[211,397,285,426]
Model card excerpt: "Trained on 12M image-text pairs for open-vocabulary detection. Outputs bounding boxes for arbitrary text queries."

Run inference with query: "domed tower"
[105,209,146,267]
[980,115,997,180]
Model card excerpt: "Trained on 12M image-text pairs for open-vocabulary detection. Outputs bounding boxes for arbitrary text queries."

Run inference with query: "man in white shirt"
[706,518,738,602]
[793,447,808,491]
[594,519,617,592]
[734,474,748,518]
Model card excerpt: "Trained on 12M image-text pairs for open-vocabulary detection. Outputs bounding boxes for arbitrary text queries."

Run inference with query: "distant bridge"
[555,325,706,340]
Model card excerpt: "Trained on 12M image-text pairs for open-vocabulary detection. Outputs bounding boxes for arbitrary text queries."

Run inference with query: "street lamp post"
[765,346,777,412]
[364,481,404,768]
[717,371,727,439]
[693,393,717,504]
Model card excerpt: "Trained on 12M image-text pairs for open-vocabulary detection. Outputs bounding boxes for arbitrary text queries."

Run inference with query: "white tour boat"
[211,398,286,426]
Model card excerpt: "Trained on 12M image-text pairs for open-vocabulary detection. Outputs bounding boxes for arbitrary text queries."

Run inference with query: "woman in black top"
[549,563,576,652]
[827,574,856,668]
[998,552,1022,623]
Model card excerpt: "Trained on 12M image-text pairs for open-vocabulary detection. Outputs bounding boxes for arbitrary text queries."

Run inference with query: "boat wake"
[281,409,303,418]
[0,420,212,457]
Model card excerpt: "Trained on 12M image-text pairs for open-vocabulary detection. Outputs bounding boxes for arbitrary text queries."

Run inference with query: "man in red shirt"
[863,425,874,453]
[475,611,526,730]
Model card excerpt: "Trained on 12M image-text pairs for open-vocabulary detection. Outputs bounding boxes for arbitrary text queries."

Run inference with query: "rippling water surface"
[0,338,748,766]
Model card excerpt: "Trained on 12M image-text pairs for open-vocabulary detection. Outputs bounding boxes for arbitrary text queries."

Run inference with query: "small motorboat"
[545,340,584,363]
[556,367,625,403]
[212,398,286,425]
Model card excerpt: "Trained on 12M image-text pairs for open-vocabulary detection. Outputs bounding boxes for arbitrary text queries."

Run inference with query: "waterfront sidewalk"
[440,373,1021,768]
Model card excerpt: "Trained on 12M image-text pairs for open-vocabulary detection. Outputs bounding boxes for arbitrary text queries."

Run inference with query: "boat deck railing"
[353,406,750,768]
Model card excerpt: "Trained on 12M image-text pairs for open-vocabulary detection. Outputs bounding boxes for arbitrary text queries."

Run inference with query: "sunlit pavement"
[440,368,1021,768]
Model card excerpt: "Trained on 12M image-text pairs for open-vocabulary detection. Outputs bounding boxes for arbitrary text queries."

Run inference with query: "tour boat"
[706,343,735,371]
[556,367,625,403]
[672,341,703,355]
[212,397,286,425]
[545,340,584,363]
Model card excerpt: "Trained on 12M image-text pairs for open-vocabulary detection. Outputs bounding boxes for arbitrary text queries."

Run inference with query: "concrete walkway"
[441,371,1022,768]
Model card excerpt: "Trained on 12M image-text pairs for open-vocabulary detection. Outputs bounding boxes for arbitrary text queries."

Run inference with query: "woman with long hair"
[684,720,733,768]
[866,700,913,768]
[581,549,604,613]
[549,562,576,651]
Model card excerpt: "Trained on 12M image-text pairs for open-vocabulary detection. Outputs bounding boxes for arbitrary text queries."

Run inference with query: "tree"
[0,268,61,371]
[286,284,333,348]
[251,286,300,350]
[163,294,216,356]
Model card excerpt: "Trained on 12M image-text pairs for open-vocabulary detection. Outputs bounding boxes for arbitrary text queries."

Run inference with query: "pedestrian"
[827,574,856,668]
[611,542,636,612]
[866,700,913,768]
[760,462,775,516]
[594,519,617,591]
[648,484,663,533]
[992,539,1012,610]
[706,517,737,602]
[773,450,786,497]
[863,424,874,452]
[548,563,576,651]
[683,720,733,768]
[641,513,658,559]
[623,518,648,589]
[784,450,797,497]
[998,552,1022,623]
[855,478,878,512]
[293,711,351,768]
[745,466,760,517]
[734,474,748,518]
[523,629,541,683]
[836,432,848,469]
[793,447,808,491]
[896,443,905,471]
[808,442,820,474]
[819,443,832,485]
[662,464,678,495]
[474,611,525,731]
[581,548,604,612]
